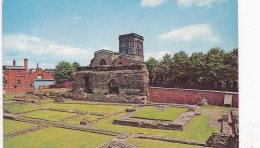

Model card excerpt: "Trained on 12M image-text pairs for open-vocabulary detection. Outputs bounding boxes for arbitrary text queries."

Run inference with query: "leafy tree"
[188,52,205,85]
[223,48,238,90]
[144,47,238,91]
[53,61,80,84]
[71,62,80,72]
[171,51,189,83]
[160,53,173,81]
[145,57,159,85]
[204,47,226,88]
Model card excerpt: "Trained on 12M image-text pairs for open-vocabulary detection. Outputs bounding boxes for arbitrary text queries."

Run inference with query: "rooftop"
[3,66,25,70]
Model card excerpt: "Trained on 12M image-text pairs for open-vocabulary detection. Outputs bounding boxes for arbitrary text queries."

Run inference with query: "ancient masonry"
[73,33,149,103]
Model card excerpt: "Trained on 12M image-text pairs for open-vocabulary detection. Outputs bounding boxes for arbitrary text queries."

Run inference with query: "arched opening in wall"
[99,59,107,66]
[84,76,92,93]
[108,79,119,94]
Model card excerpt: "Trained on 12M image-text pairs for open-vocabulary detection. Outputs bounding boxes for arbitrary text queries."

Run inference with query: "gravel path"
[200,109,223,128]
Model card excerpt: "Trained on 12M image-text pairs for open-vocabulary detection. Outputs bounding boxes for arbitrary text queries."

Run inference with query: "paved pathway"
[200,109,223,128]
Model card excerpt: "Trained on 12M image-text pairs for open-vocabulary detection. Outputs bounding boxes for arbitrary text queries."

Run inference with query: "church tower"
[119,33,144,62]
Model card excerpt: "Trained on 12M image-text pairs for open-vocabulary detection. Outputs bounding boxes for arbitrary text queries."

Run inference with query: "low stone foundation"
[113,107,195,131]
[207,109,239,148]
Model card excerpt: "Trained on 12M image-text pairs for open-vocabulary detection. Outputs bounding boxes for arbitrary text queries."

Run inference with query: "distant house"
[3,59,56,92]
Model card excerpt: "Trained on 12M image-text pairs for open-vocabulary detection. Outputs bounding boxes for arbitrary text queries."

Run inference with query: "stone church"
[72,33,149,103]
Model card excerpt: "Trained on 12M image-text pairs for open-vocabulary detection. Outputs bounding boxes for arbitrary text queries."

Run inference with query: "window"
[4,71,7,76]
[5,80,7,84]
[17,71,21,76]
[38,74,43,79]
[17,80,21,85]
[99,59,107,66]
[108,79,119,94]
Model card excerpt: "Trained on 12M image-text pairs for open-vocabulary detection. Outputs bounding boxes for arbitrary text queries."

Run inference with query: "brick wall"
[58,81,73,88]
[149,87,238,107]
[5,87,34,92]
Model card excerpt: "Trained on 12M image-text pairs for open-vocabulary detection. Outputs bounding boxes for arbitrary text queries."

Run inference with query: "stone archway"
[108,79,119,94]
[99,59,107,66]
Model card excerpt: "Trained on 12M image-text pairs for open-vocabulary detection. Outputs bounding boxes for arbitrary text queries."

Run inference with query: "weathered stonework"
[207,109,239,148]
[73,64,149,103]
[113,106,195,131]
[73,33,149,104]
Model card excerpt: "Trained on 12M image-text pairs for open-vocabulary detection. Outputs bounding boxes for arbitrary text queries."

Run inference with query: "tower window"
[17,80,21,85]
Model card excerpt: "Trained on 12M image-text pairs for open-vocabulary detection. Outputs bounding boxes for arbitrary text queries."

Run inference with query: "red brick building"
[3,59,56,92]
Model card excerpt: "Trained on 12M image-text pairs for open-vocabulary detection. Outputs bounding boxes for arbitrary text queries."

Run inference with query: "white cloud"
[140,0,168,7]
[145,50,171,61]
[158,24,221,42]
[101,47,110,50]
[3,34,94,68]
[71,16,82,21]
[177,0,227,8]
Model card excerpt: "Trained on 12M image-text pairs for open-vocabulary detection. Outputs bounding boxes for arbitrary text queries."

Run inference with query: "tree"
[53,61,80,84]
[188,52,205,86]
[160,53,173,81]
[71,62,80,72]
[145,57,159,85]
[170,51,189,83]
[204,47,226,88]
[223,48,238,90]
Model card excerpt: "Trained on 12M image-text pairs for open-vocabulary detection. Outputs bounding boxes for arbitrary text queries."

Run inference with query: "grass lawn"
[3,119,38,135]
[200,105,235,113]
[65,100,103,104]
[92,113,219,142]
[40,103,132,114]
[4,103,39,113]
[65,115,100,124]
[4,127,114,148]
[3,94,23,99]
[131,106,187,121]
[22,110,79,121]
[128,138,205,148]
[3,100,17,104]
[39,100,54,103]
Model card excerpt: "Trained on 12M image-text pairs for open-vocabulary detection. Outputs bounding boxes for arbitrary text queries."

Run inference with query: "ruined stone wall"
[73,64,149,103]
[89,50,120,67]
[149,87,238,107]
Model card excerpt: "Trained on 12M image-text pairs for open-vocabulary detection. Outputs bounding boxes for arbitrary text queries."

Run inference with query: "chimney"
[24,58,28,73]
[36,63,39,71]
[13,59,16,66]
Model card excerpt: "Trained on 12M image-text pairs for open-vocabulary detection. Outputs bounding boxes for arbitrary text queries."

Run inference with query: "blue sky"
[2,0,238,69]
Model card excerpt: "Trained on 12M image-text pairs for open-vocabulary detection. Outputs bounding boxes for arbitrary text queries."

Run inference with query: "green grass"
[128,138,205,148]
[131,106,187,121]
[3,94,23,99]
[92,113,219,142]
[4,127,114,148]
[39,100,54,103]
[200,105,235,113]
[40,103,132,114]
[65,100,103,104]
[3,119,38,135]
[4,103,39,113]
[65,115,100,124]
[22,110,79,121]
[3,100,17,104]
